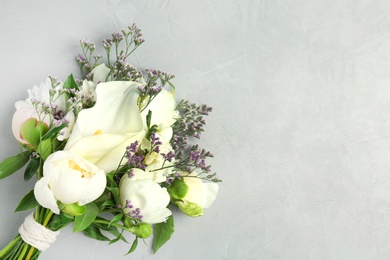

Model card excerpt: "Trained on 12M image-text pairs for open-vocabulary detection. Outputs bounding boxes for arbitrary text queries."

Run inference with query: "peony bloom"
[34,151,106,214]
[12,78,66,145]
[169,172,219,217]
[119,169,171,224]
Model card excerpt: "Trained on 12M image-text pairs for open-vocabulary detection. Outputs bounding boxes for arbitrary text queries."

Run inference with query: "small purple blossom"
[125,141,145,170]
[125,200,143,220]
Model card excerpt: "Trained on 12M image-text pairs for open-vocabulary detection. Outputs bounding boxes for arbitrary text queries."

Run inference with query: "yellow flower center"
[69,160,93,178]
[93,129,103,135]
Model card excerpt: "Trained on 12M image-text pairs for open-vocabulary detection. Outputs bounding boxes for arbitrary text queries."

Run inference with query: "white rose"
[34,151,106,214]
[119,169,171,224]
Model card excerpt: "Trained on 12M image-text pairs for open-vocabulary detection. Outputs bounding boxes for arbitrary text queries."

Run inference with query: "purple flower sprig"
[172,100,212,139]
[151,144,220,183]
[76,23,145,81]
[138,69,175,112]
[125,141,146,173]
[124,200,143,221]
[76,40,102,80]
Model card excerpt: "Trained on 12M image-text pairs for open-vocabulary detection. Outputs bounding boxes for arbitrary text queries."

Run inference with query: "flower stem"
[93,219,135,233]
[17,243,29,260]
[0,236,20,258]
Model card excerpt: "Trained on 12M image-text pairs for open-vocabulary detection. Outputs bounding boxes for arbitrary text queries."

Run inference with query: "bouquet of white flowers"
[0,23,220,259]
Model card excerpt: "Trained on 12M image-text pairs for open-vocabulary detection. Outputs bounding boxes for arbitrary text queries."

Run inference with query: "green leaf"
[146,110,152,129]
[94,218,127,243]
[0,151,30,179]
[109,213,123,227]
[84,225,110,241]
[125,237,138,255]
[42,123,68,141]
[153,214,174,253]
[63,74,79,92]
[37,138,53,160]
[24,157,40,181]
[61,212,75,225]
[73,203,99,232]
[14,190,38,212]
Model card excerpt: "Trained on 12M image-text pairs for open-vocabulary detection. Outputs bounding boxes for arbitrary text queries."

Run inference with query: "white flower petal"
[34,177,60,214]
[200,183,219,208]
[92,64,111,84]
[140,89,177,128]
[79,169,106,205]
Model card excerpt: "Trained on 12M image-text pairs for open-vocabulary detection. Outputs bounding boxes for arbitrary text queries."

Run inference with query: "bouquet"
[0,23,221,259]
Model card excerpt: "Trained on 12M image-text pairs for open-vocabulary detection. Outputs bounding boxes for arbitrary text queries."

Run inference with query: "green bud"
[133,222,152,238]
[168,179,189,201]
[177,200,204,217]
[19,118,49,148]
[37,138,53,160]
[123,215,134,228]
[60,203,87,216]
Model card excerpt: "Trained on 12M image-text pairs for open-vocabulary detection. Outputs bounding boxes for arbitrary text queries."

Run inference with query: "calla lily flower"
[64,81,146,172]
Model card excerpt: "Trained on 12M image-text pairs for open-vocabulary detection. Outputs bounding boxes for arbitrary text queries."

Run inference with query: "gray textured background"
[2,1,390,259]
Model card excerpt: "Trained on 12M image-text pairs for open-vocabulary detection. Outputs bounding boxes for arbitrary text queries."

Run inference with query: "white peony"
[119,169,171,224]
[34,151,106,214]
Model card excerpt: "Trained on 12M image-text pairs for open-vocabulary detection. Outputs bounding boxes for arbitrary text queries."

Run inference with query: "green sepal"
[176,201,203,217]
[168,179,188,200]
[0,151,30,179]
[61,203,87,216]
[37,138,52,160]
[24,156,40,181]
[73,203,99,232]
[133,222,152,238]
[20,118,48,147]
[153,214,174,253]
[14,189,38,212]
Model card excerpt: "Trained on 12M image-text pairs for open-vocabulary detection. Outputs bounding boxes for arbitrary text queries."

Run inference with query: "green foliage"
[153,214,174,253]
[84,225,110,241]
[14,190,38,212]
[24,156,40,181]
[126,237,138,255]
[73,203,99,232]
[168,179,188,200]
[20,119,48,148]
[0,151,30,179]
[42,123,68,141]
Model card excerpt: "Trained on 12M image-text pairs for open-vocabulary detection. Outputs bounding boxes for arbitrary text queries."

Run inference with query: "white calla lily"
[140,89,177,128]
[92,63,111,84]
[64,81,146,172]
[34,151,106,214]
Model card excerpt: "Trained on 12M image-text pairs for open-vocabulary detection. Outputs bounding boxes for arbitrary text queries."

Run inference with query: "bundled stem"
[0,206,55,260]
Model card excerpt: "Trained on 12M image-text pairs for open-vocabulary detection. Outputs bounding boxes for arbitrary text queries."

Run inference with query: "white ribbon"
[18,213,60,251]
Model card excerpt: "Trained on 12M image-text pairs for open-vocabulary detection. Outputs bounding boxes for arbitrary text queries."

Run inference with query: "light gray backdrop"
[2,1,390,259]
